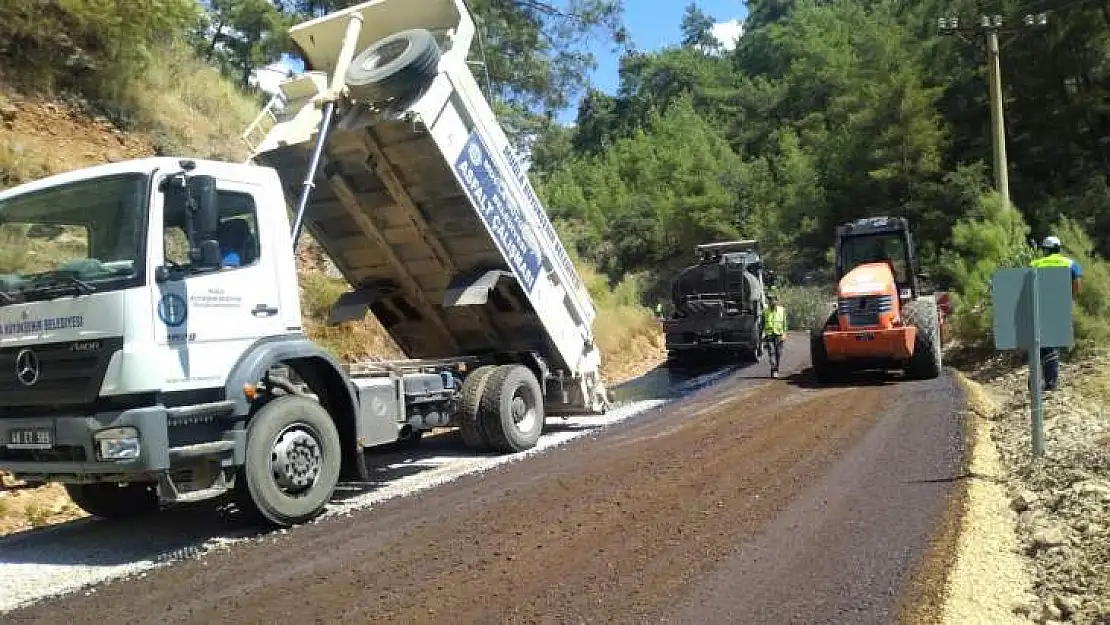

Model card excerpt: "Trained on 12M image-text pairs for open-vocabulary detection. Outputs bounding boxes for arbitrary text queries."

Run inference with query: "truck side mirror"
[188,176,219,240]
[186,175,221,269]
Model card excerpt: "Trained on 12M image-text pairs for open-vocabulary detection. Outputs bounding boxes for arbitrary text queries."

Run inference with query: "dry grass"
[298,269,404,362]
[0,88,156,189]
[0,482,87,536]
[114,39,260,161]
[1064,352,1110,417]
[576,263,665,383]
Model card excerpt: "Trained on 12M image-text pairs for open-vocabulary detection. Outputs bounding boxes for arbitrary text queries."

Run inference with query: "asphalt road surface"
[1,336,966,624]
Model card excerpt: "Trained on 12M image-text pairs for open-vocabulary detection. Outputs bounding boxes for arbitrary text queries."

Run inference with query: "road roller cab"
[810,216,943,381]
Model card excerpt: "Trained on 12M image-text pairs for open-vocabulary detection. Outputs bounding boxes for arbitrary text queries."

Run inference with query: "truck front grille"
[0,338,123,411]
[838,295,893,327]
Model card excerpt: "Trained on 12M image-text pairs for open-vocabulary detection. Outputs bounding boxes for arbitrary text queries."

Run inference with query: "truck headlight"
[94,427,141,461]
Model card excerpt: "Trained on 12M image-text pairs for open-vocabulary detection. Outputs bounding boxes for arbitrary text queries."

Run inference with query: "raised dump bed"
[246,0,606,415]
[0,0,611,530]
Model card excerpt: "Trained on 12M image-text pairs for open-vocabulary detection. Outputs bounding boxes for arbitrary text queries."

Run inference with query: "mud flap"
[328,280,401,325]
[443,269,514,307]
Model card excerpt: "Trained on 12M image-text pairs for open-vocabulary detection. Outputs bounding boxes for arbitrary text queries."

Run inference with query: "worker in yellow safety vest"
[1029,235,1083,391]
[763,291,787,378]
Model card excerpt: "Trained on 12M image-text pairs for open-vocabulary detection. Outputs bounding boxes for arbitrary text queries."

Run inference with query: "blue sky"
[254,1,749,124]
[584,1,748,94]
[555,0,748,122]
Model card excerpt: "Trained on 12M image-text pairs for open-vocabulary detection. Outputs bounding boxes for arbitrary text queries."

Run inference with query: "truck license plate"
[6,428,53,449]
[854,332,876,341]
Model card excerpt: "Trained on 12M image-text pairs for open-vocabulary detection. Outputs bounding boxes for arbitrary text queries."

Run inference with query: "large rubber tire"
[345,29,441,106]
[458,365,498,452]
[478,365,545,453]
[64,482,159,519]
[809,312,836,383]
[903,298,943,380]
[235,395,342,528]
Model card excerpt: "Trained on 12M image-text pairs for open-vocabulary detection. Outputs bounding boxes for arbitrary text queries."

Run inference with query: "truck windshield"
[841,233,909,285]
[0,173,149,303]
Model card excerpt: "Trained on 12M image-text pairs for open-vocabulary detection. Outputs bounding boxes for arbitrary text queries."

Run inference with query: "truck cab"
[0,158,363,522]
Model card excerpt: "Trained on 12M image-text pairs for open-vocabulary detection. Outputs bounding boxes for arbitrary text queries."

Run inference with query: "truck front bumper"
[664,315,759,351]
[0,406,172,480]
[823,327,916,362]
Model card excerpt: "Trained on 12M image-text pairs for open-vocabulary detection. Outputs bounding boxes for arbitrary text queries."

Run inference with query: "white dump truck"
[0,0,608,527]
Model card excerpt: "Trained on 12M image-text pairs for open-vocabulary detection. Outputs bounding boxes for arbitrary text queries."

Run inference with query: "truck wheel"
[345,28,441,106]
[809,332,833,382]
[458,365,498,452]
[903,298,943,380]
[235,395,342,527]
[64,482,159,519]
[478,365,545,453]
[809,313,836,382]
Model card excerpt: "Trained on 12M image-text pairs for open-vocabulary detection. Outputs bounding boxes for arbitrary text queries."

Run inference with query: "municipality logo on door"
[158,293,188,327]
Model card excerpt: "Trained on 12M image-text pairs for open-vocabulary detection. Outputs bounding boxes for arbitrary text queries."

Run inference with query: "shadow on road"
[782,367,904,389]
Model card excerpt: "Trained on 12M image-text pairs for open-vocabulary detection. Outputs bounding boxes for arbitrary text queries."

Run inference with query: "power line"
[938,11,1051,208]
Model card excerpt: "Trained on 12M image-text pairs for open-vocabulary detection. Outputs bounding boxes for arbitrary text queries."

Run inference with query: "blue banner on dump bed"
[454,131,543,294]
[501,143,589,302]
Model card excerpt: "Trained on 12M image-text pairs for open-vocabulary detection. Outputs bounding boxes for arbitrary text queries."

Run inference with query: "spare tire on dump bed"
[345,29,441,107]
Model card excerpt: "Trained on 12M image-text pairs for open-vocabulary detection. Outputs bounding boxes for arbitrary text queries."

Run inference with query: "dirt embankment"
[964,355,1110,624]
[0,91,155,186]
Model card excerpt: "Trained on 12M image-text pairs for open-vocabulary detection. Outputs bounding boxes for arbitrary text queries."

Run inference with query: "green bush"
[940,192,1034,347]
[1049,217,1110,355]
[937,192,1110,356]
[774,284,831,331]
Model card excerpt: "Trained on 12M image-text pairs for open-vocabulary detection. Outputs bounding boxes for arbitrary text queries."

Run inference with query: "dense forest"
[1,0,1108,350]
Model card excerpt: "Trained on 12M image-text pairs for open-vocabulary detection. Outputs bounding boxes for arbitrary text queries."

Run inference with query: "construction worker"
[1030,235,1083,391]
[654,301,664,323]
[763,291,786,378]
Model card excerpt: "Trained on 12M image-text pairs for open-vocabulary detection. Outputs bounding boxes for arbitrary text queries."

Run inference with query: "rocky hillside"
[0,92,154,186]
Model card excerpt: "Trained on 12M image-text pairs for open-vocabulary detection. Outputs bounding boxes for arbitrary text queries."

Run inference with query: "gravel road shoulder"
[935,372,1036,625]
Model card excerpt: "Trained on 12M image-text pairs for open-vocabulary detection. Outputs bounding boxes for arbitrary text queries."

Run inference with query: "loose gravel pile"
[974,356,1110,624]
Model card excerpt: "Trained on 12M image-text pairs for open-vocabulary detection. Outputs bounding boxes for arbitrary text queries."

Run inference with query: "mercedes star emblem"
[15,348,40,387]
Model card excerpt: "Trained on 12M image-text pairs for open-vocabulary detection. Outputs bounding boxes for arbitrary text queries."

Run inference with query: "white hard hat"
[1042,235,1061,248]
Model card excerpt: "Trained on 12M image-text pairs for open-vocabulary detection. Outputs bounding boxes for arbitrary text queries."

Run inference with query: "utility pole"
[986,25,1009,208]
[938,12,1049,208]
